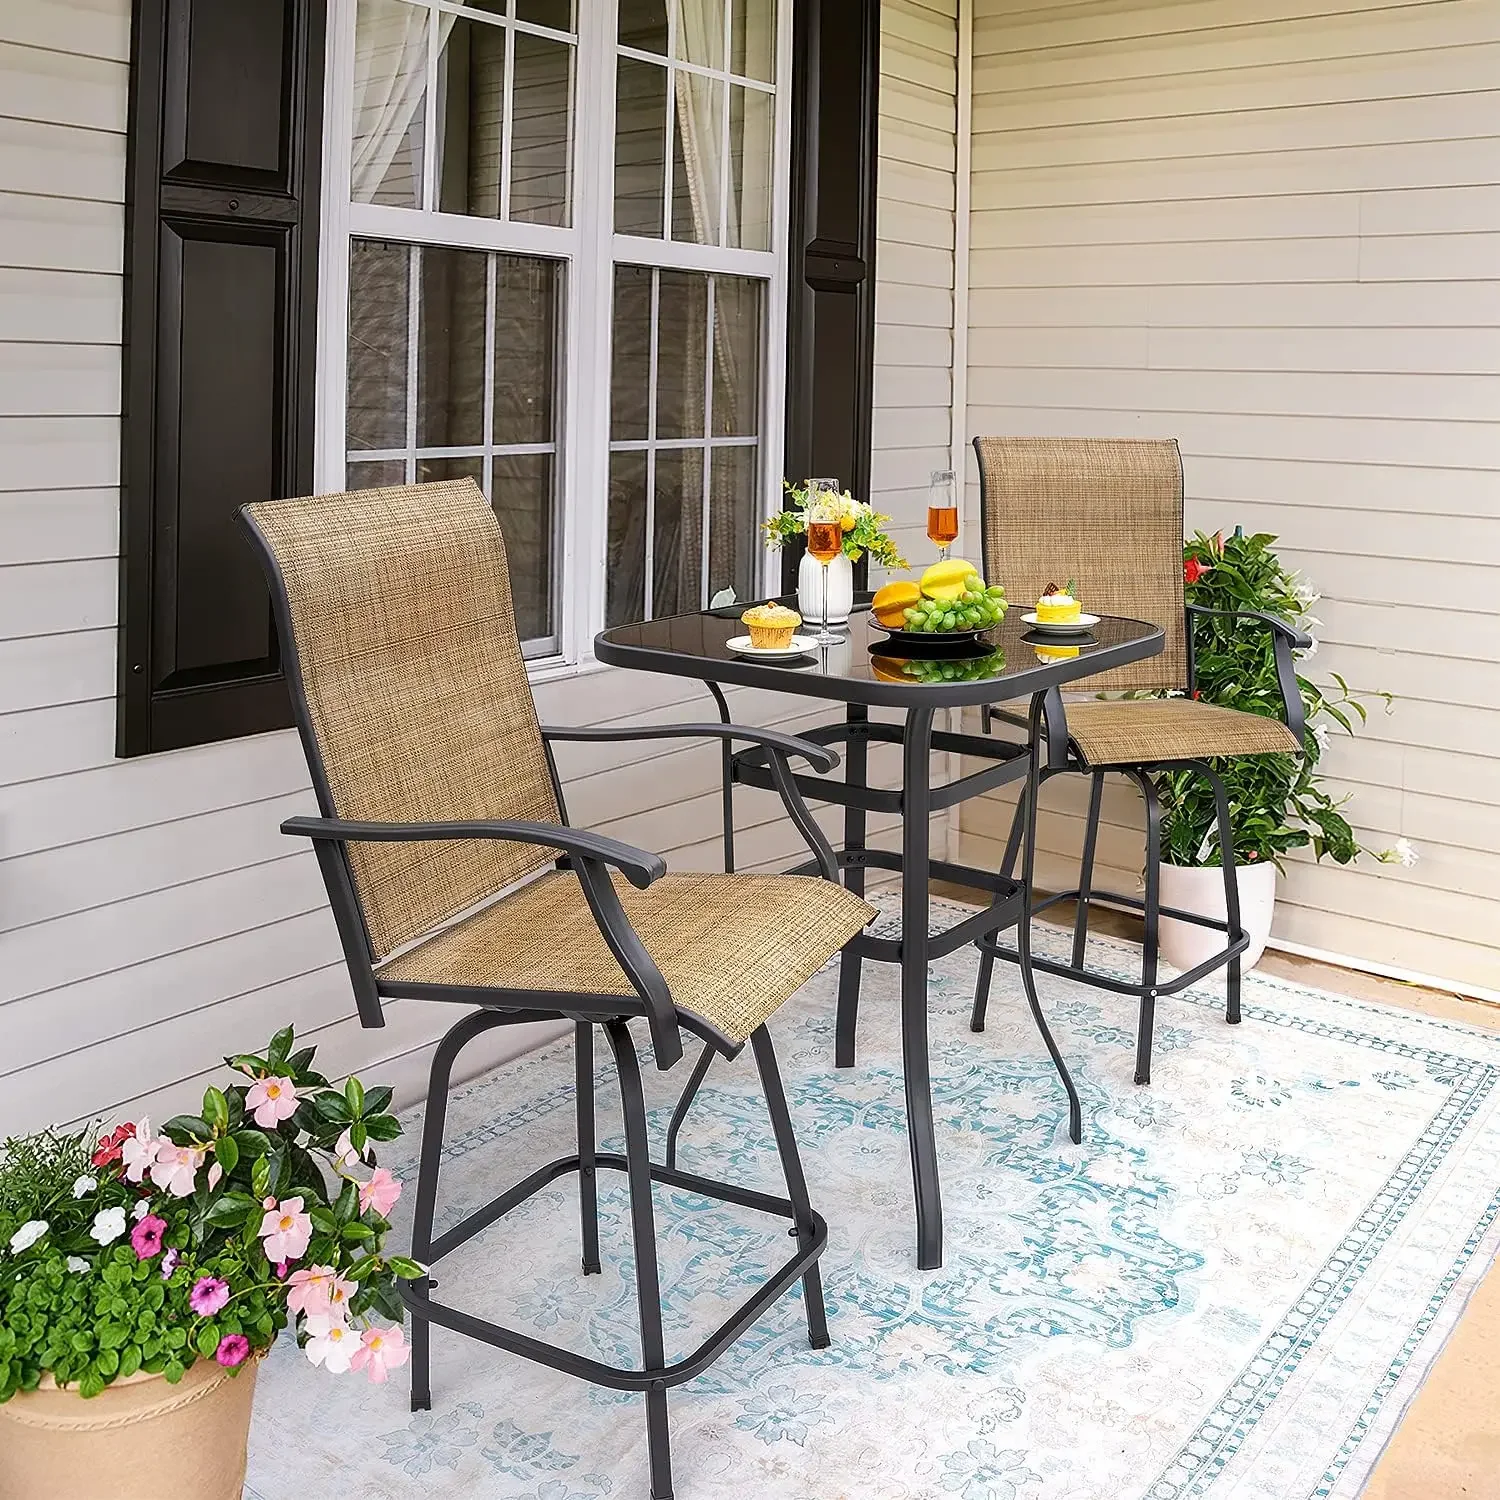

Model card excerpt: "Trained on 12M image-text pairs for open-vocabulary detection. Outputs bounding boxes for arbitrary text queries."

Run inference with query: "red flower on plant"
[92,1122,136,1169]
[1191,689,1202,700]
[1183,557,1210,586]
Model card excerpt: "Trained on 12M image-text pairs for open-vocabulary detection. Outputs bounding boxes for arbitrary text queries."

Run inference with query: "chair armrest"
[281,814,683,1067]
[1186,603,1313,651]
[280,815,666,889]
[541,722,841,773]
[1185,604,1308,744]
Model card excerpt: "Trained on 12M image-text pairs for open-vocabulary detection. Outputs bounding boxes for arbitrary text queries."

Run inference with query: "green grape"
[903,607,920,623]
[986,584,1006,598]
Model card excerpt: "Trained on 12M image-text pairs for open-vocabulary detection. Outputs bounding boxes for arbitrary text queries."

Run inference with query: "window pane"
[611,266,653,441]
[653,448,704,617]
[615,58,666,236]
[730,0,775,81]
[674,0,724,69]
[417,455,484,486]
[352,0,427,207]
[619,0,667,52]
[727,84,773,250]
[494,256,558,447]
[493,452,554,641]
[347,240,410,451]
[416,246,487,449]
[709,446,757,602]
[435,15,505,218]
[656,270,707,439]
[516,0,573,29]
[671,72,724,244]
[712,276,761,436]
[347,459,408,489]
[511,32,573,226]
[607,452,648,627]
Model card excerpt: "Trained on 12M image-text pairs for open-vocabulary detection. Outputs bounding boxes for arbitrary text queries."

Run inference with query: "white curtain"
[672,0,728,245]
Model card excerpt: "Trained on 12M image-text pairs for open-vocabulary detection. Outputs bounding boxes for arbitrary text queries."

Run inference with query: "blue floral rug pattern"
[245,901,1500,1499]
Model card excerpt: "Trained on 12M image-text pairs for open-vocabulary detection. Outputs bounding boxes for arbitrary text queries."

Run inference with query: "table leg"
[901,703,944,1270]
[835,703,868,1069]
[1018,694,1083,1144]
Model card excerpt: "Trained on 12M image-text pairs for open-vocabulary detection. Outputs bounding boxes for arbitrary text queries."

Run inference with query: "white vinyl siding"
[872,0,960,580]
[959,0,1500,992]
[0,0,938,1139]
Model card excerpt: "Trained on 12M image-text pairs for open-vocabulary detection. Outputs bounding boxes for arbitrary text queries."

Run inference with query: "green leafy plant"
[763,480,908,569]
[0,1027,421,1403]
[1154,530,1410,872]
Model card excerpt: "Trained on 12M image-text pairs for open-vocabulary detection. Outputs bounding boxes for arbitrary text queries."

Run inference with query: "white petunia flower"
[72,1175,97,1199]
[66,1256,90,1274]
[90,1206,128,1246]
[8,1220,49,1254]
[132,1199,152,1222]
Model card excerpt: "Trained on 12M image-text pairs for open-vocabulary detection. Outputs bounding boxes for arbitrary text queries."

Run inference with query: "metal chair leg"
[971,785,1029,1033]
[1200,761,1244,1025]
[409,1008,521,1412]
[835,704,869,1068]
[605,1019,675,1500]
[1072,772,1104,969]
[664,1041,715,1170]
[749,1026,830,1349]
[575,1022,601,1274]
[1129,770,1162,1087]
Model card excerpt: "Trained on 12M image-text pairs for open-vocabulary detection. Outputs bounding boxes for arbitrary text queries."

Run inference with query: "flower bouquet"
[762,480,908,569]
[0,1028,421,1496]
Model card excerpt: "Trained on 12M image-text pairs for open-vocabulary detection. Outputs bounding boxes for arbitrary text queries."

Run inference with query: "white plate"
[725,634,818,658]
[1021,611,1100,635]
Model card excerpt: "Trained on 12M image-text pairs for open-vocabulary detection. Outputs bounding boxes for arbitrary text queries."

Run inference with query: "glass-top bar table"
[595,602,1164,1269]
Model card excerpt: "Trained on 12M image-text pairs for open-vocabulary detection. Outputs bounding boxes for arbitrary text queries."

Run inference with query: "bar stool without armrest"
[969,437,1309,1085]
[239,479,874,1500]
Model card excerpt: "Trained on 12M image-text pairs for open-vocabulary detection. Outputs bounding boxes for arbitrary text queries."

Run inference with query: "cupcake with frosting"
[741,601,802,649]
[1035,580,1082,626]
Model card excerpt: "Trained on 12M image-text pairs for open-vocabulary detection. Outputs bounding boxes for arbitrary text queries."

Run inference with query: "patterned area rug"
[245,900,1500,1499]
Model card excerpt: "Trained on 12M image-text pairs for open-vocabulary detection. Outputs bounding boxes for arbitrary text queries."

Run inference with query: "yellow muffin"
[741,601,802,649]
[1035,582,1082,626]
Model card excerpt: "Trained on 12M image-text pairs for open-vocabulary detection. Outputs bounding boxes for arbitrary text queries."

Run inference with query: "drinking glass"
[804,477,843,646]
[927,469,958,559]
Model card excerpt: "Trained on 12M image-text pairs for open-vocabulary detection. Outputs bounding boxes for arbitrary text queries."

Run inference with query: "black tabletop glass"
[595,602,1164,708]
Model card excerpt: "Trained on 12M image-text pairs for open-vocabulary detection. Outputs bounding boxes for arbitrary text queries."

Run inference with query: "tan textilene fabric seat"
[1063,699,1301,769]
[378,870,874,1046]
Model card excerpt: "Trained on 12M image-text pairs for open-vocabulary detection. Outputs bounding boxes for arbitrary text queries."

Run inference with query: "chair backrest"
[241,479,562,961]
[974,435,1187,693]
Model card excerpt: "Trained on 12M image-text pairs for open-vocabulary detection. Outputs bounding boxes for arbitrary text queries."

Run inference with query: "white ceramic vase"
[1158,859,1277,973]
[797,550,854,626]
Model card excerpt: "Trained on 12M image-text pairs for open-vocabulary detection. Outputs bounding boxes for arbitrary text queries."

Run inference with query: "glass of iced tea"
[804,477,843,645]
[927,469,958,559]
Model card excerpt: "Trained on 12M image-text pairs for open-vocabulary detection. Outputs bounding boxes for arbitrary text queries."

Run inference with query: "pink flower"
[359,1168,402,1219]
[215,1334,251,1368]
[150,1142,205,1198]
[350,1324,409,1384]
[274,1260,291,1281]
[190,1276,230,1316]
[303,1315,357,1374]
[207,1160,223,1191]
[333,1128,370,1172]
[257,1196,312,1264]
[160,1247,180,1280]
[130,1214,167,1260]
[119,1119,159,1185]
[246,1076,299,1129]
[286,1264,337,1318]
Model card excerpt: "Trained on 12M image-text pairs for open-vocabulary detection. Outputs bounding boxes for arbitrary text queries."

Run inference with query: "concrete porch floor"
[931,882,1500,1500]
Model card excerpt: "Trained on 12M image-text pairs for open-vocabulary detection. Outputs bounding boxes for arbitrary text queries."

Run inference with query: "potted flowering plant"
[1153,530,1410,970]
[763,480,908,624]
[0,1027,421,1500]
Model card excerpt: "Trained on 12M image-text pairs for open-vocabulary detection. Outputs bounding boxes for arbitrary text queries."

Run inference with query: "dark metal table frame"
[595,606,1164,1270]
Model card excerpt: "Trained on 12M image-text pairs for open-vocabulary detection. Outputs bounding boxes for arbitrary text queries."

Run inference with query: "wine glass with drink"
[804,477,844,646]
[927,469,958,560]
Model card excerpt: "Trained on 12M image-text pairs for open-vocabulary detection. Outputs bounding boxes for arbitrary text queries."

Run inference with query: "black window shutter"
[782,0,881,591]
[119,0,326,756]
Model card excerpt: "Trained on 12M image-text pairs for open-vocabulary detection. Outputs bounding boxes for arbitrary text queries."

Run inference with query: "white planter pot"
[797,550,854,625]
[1158,859,1277,973]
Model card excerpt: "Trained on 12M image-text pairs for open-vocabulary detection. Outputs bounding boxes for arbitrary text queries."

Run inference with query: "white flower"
[1312,723,1330,753]
[8,1220,49,1254]
[90,1206,128,1246]
[303,1314,358,1374]
[132,1199,152,1222]
[72,1175,97,1199]
[119,1119,158,1184]
[1395,838,1419,868]
[66,1256,90,1274]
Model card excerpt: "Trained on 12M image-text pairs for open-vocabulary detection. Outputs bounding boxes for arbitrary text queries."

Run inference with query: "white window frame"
[315,0,794,677]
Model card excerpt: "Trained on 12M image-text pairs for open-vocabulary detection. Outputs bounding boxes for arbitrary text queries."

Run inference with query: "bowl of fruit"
[868,559,1008,650]
[869,649,1007,686]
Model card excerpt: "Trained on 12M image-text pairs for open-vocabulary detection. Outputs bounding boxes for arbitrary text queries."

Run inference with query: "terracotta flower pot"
[1158,859,1277,974]
[0,1357,258,1500]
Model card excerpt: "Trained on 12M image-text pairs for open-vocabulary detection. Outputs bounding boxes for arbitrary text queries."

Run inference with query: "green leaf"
[196,1325,221,1360]
[250,1155,271,1200]
[266,1026,295,1070]
[163,1358,185,1384]
[214,1133,239,1177]
[232,1128,272,1161]
[363,1115,401,1142]
[387,1257,426,1280]
[334,1180,359,1226]
[204,1193,258,1228]
[203,1087,230,1132]
[118,1345,142,1379]
[312,1092,353,1125]
[341,1222,375,1243]
[344,1076,365,1117]
[162,1115,211,1143]
[227,1054,267,1077]
[361,1086,394,1118]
